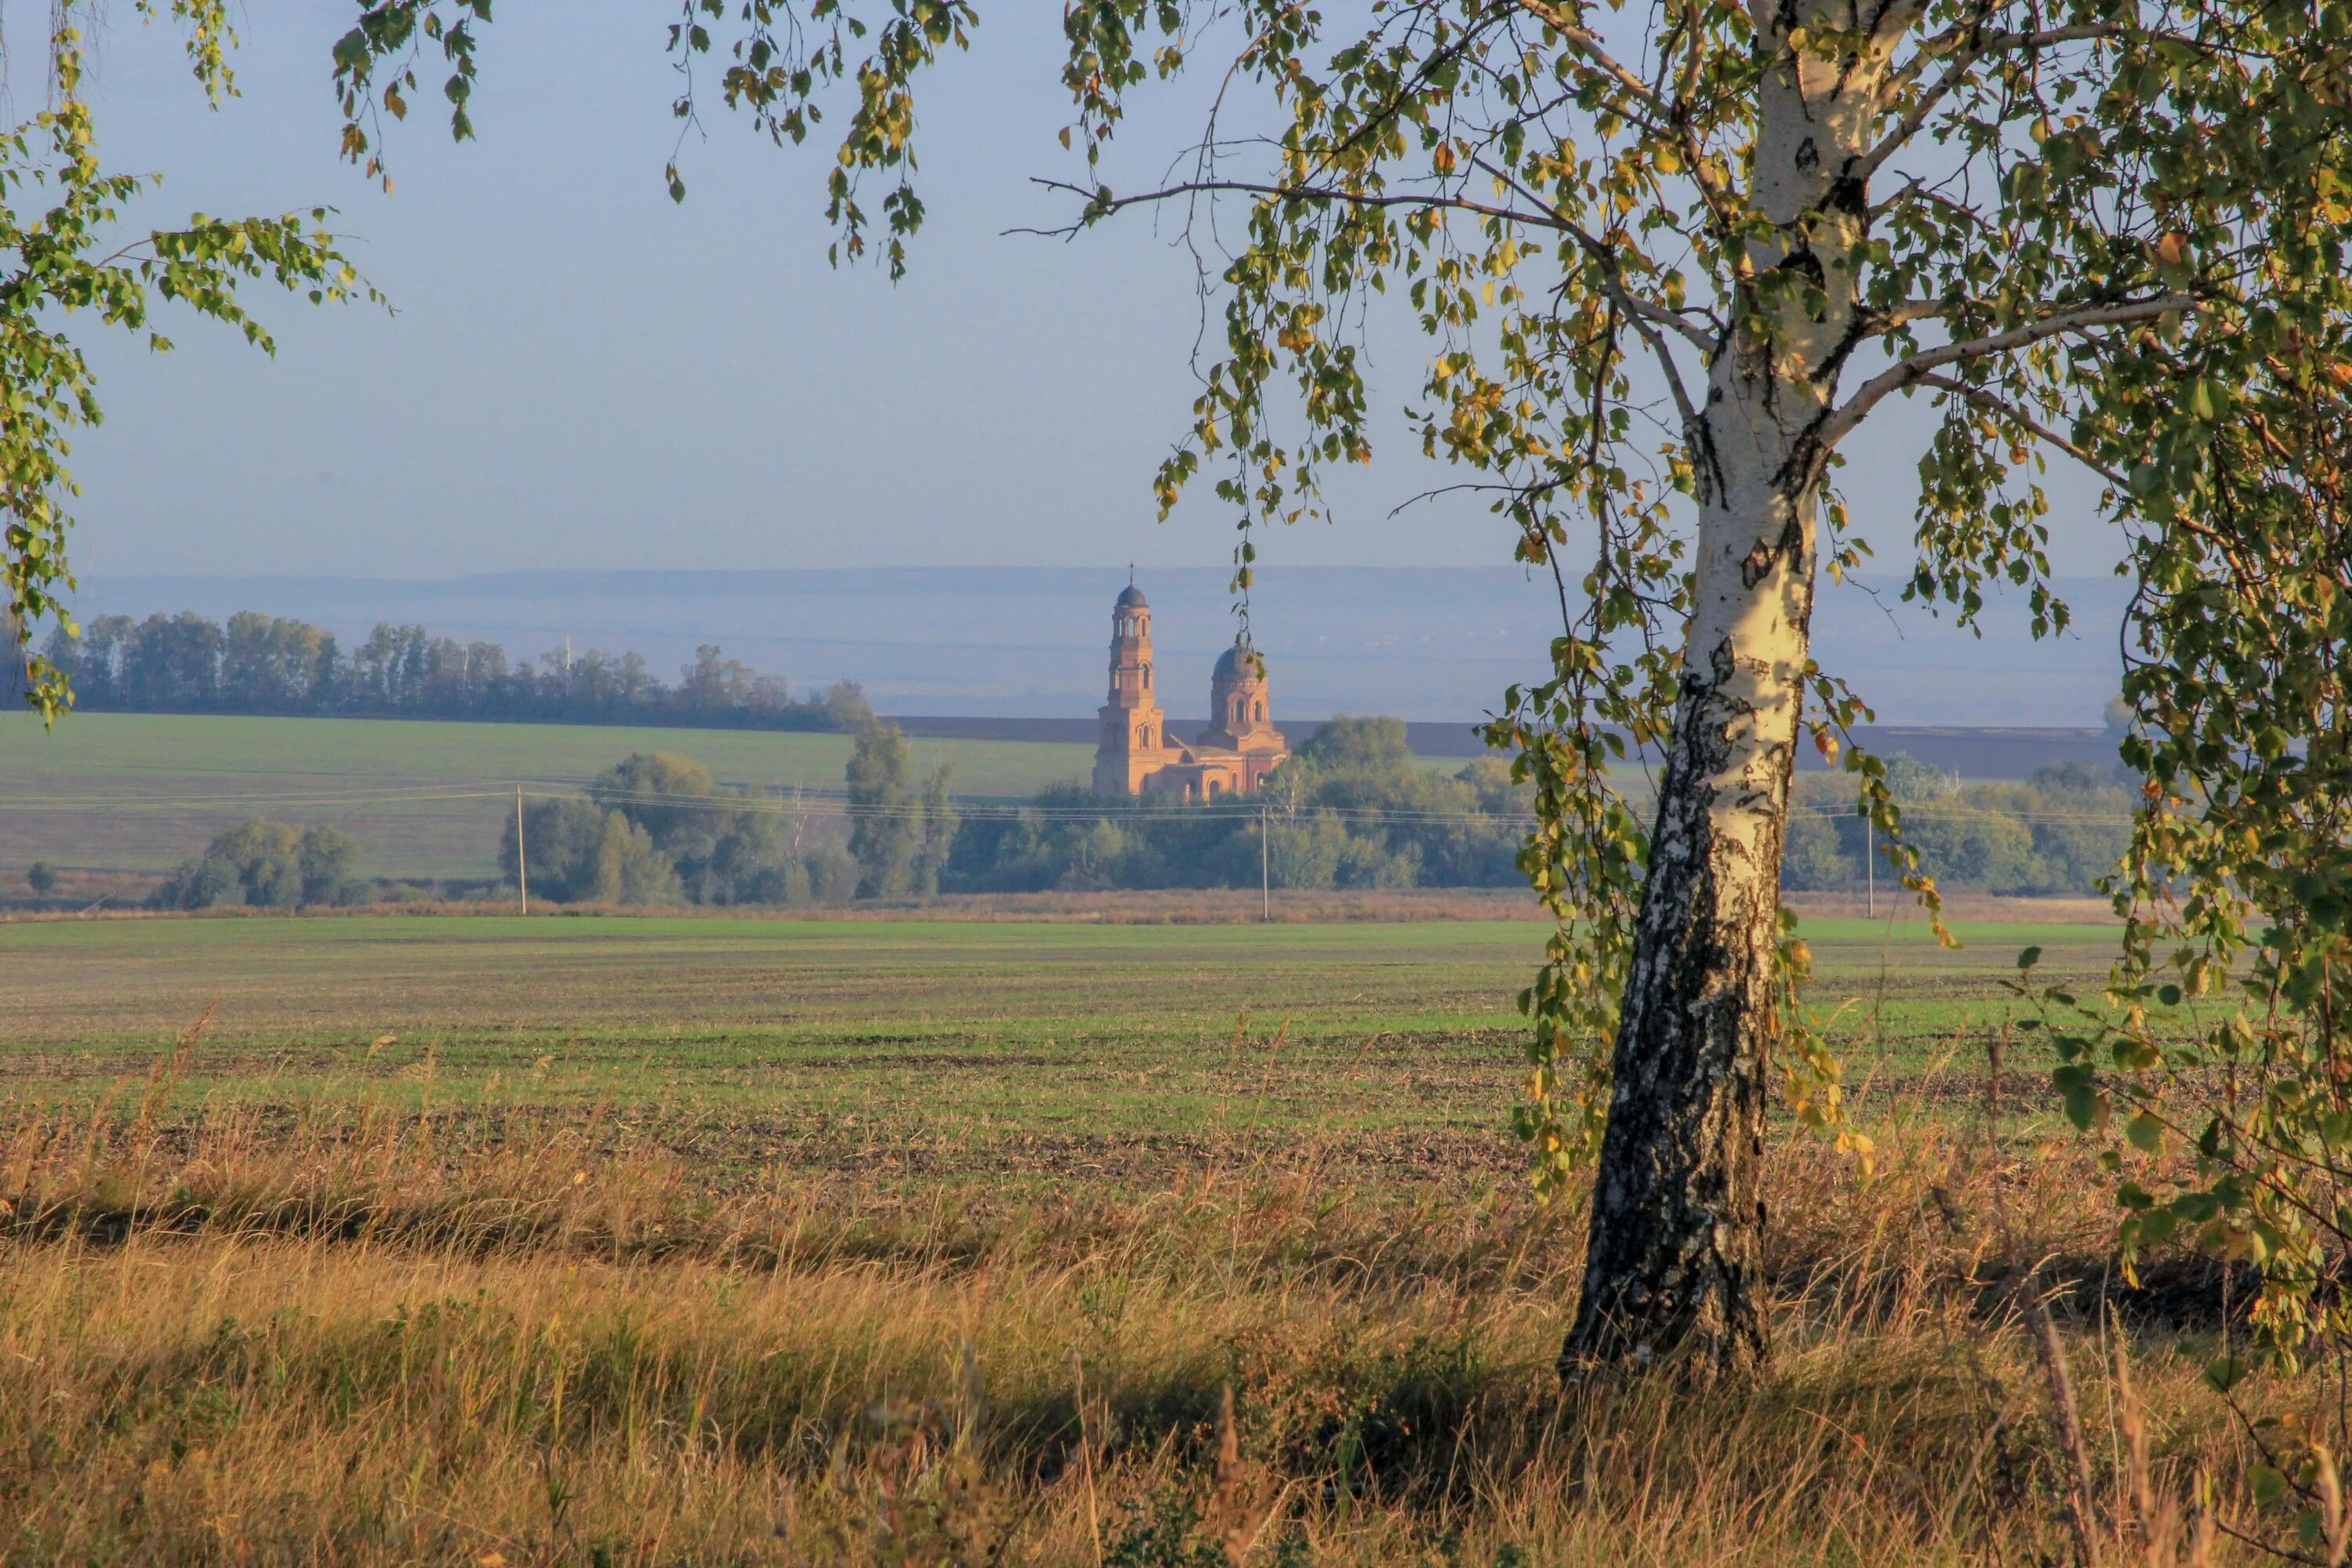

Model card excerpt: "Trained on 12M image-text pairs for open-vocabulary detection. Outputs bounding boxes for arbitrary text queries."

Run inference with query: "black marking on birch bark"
[1687,411,1730,508]
[1773,419,1837,499]
[1740,513,1811,590]
[1773,246,1826,287]
[1560,652,1780,1376]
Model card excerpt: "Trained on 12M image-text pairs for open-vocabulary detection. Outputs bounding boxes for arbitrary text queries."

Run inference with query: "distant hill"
[69,564,2128,729]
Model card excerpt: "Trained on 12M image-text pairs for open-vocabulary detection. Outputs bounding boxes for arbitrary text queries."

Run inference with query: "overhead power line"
[0,787,2141,832]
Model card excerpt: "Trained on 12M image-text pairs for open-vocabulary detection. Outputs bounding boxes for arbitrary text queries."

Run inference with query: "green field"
[0,710,1094,880]
[0,911,2110,1180]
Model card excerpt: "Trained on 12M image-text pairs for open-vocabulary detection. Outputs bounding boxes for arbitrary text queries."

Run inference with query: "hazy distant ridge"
[71,565,2127,728]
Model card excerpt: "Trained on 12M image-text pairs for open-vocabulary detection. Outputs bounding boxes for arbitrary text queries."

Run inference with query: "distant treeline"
[499,718,1530,907]
[42,611,873,731]
[121,721,2138,916]
[1783,755,2134,896]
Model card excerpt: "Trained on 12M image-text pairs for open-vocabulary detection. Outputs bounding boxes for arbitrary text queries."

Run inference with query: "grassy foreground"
[0,912,2288,1564]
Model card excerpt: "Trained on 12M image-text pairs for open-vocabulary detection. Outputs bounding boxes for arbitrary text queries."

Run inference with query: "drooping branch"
[1819,293,2198,446]
[1619,295,1704,437]
[1470,155,1717,354]
[1512,0,1673,121]
[1023,169,1701,357]
[1849,22,2129,191]
[1022,176,1568,239]
[1915,371,2131,486]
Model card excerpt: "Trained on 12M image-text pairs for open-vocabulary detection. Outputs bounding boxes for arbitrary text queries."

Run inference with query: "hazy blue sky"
[63,5,2128,589]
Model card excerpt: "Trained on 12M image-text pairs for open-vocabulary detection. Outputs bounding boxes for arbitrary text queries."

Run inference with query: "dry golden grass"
[0,1060,2318,1568]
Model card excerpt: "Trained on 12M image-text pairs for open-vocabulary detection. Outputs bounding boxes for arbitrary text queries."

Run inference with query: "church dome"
[1116,584,1149,609]
[1214,643,1264,684]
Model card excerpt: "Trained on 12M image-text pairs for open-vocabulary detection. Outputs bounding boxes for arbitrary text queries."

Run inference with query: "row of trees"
[497,725,2136,909]
[138,734,2130,920]
[1781,760,2134,897]
[43,612,872,731]
[506,720,1519,909]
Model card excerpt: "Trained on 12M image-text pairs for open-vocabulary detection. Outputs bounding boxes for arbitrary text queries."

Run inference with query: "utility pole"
[1260,804,1270,923]
[517,786,528,916]
[1864,815,1875,919]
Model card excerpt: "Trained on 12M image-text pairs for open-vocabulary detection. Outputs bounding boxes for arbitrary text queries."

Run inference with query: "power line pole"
[1864,815,1875,919]
[1260,804,1270,923]
[517,785,528,916]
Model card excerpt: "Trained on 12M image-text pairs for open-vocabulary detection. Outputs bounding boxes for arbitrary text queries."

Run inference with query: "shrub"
[503,754,862,907]
[1781,809,1853,890]
[806,846,858,902]
[153,820,368,910]
[503,796,681,906]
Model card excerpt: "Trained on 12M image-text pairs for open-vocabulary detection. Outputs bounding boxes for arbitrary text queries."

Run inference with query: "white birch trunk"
[1563,0,1902,1372]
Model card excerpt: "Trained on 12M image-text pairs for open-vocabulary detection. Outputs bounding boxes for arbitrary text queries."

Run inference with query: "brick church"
[1091,582,1289,800]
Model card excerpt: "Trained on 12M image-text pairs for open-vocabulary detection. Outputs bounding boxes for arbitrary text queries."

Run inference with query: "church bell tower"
[1093,581,1168,795]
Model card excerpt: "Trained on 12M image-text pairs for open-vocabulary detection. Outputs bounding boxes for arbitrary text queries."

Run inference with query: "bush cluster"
[152,819,369,910]
[501,752,859,907]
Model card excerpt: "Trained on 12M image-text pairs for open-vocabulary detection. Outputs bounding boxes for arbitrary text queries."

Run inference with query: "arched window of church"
[1253,699,1265,721]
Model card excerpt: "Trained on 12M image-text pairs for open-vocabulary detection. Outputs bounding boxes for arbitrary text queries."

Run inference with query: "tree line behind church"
[123,715,2134,912]
[43,610,870,731]
[949,716,1530,892]
[493,716,1532,909]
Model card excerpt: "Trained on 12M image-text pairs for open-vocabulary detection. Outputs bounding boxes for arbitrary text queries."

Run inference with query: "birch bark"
[1562,0,1904,1372]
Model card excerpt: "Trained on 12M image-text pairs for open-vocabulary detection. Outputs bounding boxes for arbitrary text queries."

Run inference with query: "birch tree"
[40,0,2352,1374]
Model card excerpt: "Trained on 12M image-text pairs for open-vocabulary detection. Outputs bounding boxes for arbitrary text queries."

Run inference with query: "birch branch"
[1819,293,2197,446]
